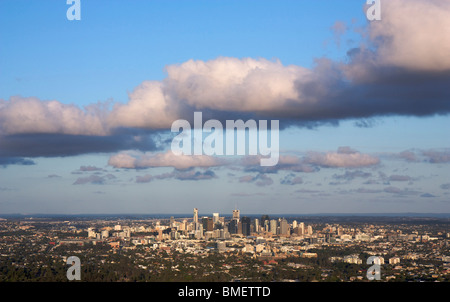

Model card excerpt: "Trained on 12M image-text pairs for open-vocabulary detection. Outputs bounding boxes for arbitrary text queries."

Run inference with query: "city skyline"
[2,210,449,283]
[1,0,449,215]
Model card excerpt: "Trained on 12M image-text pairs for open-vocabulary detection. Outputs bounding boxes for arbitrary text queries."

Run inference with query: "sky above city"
[1,0,449,215]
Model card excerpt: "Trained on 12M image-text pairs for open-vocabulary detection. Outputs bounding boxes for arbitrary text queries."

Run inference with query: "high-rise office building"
[179,219,187,231]
[280,218,289,236]
[264,220,269,232]
[292,220,298,229]
[254,218,260,233]
[299,222,305,235]
[213,213,219,224]
[241,216,251,236]
[270,219,278,235]
[232,209,240,221]
[193,208,199,230]
[202,217,214,233]
[228,219,239,234]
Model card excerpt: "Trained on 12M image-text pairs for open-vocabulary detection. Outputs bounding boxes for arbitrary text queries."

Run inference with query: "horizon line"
[2,212,450,218]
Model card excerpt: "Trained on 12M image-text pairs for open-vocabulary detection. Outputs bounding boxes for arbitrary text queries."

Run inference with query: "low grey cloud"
[422,150,450,163]
[79,166,104,172]
[356,188,382,194]
[135,174,153,183]
[295,189,322,194]
[420,193,436,198]
[440,183,450,190]
[73,173,116,185]
[336,146,359,154]
[239,173,273,187]
[384,186,421,196]
[384,149,450,164]
[239,175,255,183]
[154,169,217,181]
[332,170,372,181]
[329,181,346,186]
[280,173,303,185]
[174,170,217,181]
[398,150,419,162]
[363,179,379,185]
[255,174,274,187]
[242,161,318,174]
[230,192,266,197]
[388,175,412,182]
[73,175,106,185]
[0,157,35,167]
[47,174,61,178]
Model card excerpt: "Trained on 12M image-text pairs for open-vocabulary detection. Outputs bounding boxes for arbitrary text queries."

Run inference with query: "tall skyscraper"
[202,217,214,233]
[264,220,269,232]
[299,222,305,235]
[193,208,199,230]
[292,220,298,229]
[270,219,278,235]
[254,218,260,233]
[213,213,219,224]
[280,218,289,236]
[232,209,240,221]
[241,216,251,236]
[237,221,243,235]
[261,215,270,226]
[228,219,239,234]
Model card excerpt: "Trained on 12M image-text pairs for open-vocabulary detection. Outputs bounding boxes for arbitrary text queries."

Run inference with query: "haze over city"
[0,0,449,215]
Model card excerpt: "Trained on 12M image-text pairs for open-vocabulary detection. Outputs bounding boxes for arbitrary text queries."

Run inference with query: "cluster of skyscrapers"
[190,208,313,239]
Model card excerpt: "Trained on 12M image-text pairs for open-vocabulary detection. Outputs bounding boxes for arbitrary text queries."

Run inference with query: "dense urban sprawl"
[0,210,449,282]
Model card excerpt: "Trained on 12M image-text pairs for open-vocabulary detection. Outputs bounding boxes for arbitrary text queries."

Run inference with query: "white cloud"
[368,0,450,71]
[107,81,178,129]
[108,150,228,170]
[305,149,380,168]
[0,96,107,136]
[165,57,309,113]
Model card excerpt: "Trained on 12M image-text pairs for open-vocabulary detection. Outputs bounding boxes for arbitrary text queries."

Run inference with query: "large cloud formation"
[1,0,449,162]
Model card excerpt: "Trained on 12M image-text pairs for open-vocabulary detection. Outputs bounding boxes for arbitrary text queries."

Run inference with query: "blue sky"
[1,0,364,104]
[0,0,449,215]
